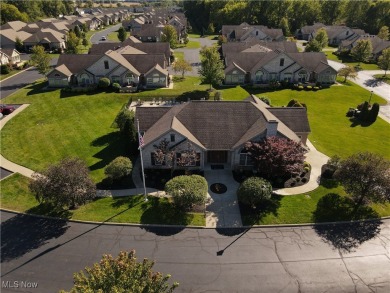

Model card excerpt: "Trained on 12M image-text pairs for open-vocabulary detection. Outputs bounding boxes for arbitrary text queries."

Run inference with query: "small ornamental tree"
[30,45,52,77]
[237,177,272,208]
[114,108,137,152]
[117,26,127,42]
[60,250,178,293]
[334,152,390,207]
[74,25,81,38]
[338,66,358,82]
[245,137,306,181]
[351,39,373,63]
[82,38,89,47]
[172,59,192,78]
[305,39,321,52]
[217,35,227,45]
[165,175,208,210]
[29,157,96,209]
[378,48,390,76]
[98,77,111,88]
[66,31,80,54]
[198,46,224,89]
[15,37,24,52]
[314,28,328,50]
[105,156,133,181]
[161,25,178,49]
[378,26,389,40]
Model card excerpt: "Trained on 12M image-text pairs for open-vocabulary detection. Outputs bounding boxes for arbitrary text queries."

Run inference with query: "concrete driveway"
[328,60,390,123]
[1,211,389,292]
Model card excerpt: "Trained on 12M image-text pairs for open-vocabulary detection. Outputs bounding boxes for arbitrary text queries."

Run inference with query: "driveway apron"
[204,168,242,228]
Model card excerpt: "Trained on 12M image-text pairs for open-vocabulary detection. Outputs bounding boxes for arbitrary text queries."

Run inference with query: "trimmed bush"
[305,86,312,90]
[98,77,111,88]
[165,175,208,210]
[112,82,121,92]
[259,96,271,105]
[1,64,10,74]
[237,177,272,208]
[104,156,133,181]
[298,86,304,91]
[313,86,320,91]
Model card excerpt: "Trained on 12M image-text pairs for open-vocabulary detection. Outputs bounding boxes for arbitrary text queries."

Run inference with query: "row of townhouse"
[122,8,187,43]
[0,8,132,52]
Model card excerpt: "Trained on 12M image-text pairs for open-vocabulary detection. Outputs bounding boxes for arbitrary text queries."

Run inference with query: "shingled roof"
[136,97,309,150]
[221,41,298,57]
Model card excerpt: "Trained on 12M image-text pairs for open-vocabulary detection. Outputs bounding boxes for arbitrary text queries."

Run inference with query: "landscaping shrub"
[313,86,320,91]
[298,86,304,90]
[165,175,208,210]
[305,86,312,90]
[237,177,272,208]
[214,91,222,101]
[98,77,111,88]
[259,96,271,105]
[104,156,133,181]
[1,64,10,74]
[112,82,121,92]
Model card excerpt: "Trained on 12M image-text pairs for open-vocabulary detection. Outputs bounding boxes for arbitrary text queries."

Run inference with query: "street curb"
[2,208,389,229]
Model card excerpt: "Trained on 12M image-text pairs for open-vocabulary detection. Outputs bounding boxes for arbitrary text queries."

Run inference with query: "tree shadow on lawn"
[349,117,375,128]
[1,209,70,263]
[239,193,282,226]
[313,193,381,253]
[26,81,58,96]
[140,197,188,236]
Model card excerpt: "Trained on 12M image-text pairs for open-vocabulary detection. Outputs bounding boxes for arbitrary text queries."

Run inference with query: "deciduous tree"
[29,45,51,77]
[245,137,306,181]
[0,3,29,24]
[378,25,389,40]
[29,157,96,209]
[378,48,390,75]
[315,28,328,50]
[65,31,80,54]
[351,39,373,63]
[198,46,224,89]
[161,25,178,49]
[305,39,321,52]
[172,59,192,78]
[338,66,358,82]
[334,152,390,207]
[60,250,178,293]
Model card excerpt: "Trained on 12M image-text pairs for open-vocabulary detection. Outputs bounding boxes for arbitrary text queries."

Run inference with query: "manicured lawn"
[373,74,390,85]
[107,31,120,42]
[0,173,205,226]
[241,180,390,225]
[325,51,381,70]
[173,51,184,61]
[177,40,201,49]
[1,82,130,183]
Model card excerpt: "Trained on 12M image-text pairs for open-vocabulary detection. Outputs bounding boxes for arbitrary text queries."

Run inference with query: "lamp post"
[369,90,373,104]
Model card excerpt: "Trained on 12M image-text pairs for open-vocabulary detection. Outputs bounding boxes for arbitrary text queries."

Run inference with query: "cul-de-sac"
[1,1,390,292]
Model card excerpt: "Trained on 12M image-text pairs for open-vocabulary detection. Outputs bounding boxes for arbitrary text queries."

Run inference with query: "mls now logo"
[2,280,38,289]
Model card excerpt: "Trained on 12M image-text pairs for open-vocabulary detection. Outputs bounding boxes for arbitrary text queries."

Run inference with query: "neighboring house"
[223,48,337,85]
[48,49,169,88]
[295,23,325,40]
[133,24,164,42]
[222,23,285,42]
[338,35,390,60]
[0,29,32,49]
[135,96,310,170]
[0,21,27,32]
[0,48,21,65]
[23,29,66,51]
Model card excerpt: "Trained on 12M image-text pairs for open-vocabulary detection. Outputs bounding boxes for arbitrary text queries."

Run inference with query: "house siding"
[145,68,168,88]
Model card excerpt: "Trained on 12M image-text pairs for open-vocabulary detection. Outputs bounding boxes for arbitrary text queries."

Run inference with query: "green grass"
[177,40,201,49]
[107,31,120,42]
[0,173,205,226]
[325,52,381,70]
[373,74,390,85]
[173,51,184,61]
[241,180,390,225]
[1,82,130,183]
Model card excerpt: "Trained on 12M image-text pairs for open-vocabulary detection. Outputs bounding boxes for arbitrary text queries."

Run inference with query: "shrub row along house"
[48,39,170,88]
[0,8,132,52]
[220,40,337,85]
[123,8,187,43]
[135,95,310,170]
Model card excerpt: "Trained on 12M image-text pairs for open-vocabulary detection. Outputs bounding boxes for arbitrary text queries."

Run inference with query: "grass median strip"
[0,173,205,226]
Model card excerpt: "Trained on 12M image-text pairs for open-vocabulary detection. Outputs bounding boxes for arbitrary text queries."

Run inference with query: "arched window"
[80,73,89,84]
[54,73,60,77]
[125,72,134,84]
[239,149,253,166]
[255,70,264,83]
[298,70,307,82]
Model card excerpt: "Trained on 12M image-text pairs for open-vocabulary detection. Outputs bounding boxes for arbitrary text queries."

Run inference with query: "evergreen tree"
[117,26,127,42]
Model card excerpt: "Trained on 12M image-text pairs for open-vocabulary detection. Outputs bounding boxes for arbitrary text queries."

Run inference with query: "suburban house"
[135,95,310,170]
[0,21,27,32]
[0,48,21,66]
[48,49,169,88]
[89,40,173,65]
[296,23,366,46]
[0,29,32,49]
[23,29,66,52]
[222,45,337,85]
[222,23,285,42]
[338,34,390,60]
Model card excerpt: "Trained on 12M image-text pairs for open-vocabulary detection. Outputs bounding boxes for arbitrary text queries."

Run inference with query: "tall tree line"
[183,0,390,36]
[1,0,74,24]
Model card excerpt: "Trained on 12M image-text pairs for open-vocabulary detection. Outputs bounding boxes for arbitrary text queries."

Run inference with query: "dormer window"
[280,58,284,66]
[104,60,109,69]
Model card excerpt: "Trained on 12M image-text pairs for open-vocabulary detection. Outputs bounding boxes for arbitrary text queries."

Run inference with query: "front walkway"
[204,167,242,228]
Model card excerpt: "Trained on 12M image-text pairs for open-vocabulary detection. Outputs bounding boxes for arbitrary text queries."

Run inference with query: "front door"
[207,151,228,164]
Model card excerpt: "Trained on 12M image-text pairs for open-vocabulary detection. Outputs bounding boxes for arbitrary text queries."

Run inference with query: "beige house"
[0,48,21,65]
[0,29,31,49]
[135,96,310,170]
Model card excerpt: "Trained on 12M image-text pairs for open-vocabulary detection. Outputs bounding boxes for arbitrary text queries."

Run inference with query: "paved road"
[0,58,58,100]
[90,23,122,44]
[1,211,389,292]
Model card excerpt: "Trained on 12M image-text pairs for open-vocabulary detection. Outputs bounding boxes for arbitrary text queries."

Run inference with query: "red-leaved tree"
[245,137,306,180]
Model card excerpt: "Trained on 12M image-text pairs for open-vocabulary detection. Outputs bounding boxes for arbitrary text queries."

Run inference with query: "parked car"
[0,105,15,115]
[100,36,107,41]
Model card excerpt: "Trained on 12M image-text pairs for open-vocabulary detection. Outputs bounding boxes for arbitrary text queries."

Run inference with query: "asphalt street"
[1,211,389,292]
[90,23,122,44]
